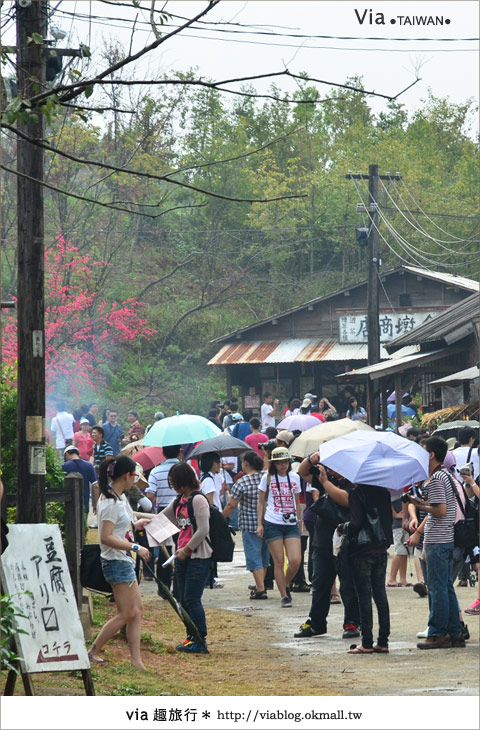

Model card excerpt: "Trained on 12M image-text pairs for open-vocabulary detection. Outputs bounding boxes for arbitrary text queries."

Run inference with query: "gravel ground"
[142,534,479,697]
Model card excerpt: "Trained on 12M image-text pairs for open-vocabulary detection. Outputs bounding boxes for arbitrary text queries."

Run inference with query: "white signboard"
[339,311,437,343]
[0,524,90,673]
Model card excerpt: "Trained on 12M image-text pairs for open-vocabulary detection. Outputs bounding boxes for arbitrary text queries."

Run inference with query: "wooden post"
[16,1,48,523]
[63,474,84,608]
[394,373,403,434]
[367,164,380,427]
[381,379,388,430]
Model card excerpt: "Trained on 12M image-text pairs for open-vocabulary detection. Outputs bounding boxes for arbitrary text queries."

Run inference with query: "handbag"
[445,471,480,551]
[80,544,112,594]
[311,494,349,527]
[347,487,387,554]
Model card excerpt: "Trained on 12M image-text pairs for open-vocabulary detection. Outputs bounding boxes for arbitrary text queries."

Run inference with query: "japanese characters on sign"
[0,524,90,673]
[339,312,437,343]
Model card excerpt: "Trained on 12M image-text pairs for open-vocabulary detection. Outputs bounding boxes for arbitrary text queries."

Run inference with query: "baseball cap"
[304,392,317,400]
[301,398,312,409]
[80,417,89,424]
[231,412,243,422]
[276,430,295,446]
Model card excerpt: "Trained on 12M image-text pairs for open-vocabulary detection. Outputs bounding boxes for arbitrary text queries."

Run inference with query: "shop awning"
[429,366,479,386]
[207,339,418,366]
[335,349,450,382]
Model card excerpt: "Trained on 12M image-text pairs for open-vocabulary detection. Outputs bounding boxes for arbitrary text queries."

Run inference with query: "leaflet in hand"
[144,511,180,547]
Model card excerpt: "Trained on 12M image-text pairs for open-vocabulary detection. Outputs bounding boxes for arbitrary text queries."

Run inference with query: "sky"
[41,0,480,133]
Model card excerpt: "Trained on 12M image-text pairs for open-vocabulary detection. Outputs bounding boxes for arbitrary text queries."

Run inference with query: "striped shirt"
[230,472,263,532]
[423,468,457,545]
[93,440,114,469]
[146,458,179,511]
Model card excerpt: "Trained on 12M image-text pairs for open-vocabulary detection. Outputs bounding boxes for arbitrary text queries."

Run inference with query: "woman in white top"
[346,396,368,422]
[256,447,302,607]
[199,452,224,510]
[89,455,151,669]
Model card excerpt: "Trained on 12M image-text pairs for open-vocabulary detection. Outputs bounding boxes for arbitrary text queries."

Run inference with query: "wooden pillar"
[63,474,84,608]
[381,379,388,430]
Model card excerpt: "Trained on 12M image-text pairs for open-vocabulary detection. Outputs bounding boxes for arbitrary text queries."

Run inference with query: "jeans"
[174,557,212,639]
[309,545,360,633]
[351,552,390,649]
[425,542,462,638]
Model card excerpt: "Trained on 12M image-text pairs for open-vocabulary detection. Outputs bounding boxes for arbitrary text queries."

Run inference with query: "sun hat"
[133,463,148,484]
[270,446,292,461]
[276,430,295,446]
[64,445,79,456]
[301,398,312,409]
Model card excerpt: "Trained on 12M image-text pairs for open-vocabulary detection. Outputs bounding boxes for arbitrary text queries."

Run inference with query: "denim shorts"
[242,530,271,571]
[101,558,136,586]
[263,520,300,543]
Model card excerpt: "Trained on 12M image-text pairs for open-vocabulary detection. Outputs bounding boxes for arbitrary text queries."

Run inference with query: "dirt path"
[140,535,479,696]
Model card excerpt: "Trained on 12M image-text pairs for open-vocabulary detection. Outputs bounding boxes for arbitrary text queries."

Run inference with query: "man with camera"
[407,436,465,649]
[261,393,279,432]
[452,426,479,482]
[294,452,360,639]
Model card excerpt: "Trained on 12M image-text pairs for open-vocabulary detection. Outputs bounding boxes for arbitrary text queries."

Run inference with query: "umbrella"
[318,430,429,491]
[132,446,164,472]
[433,420,479,434]
[142,414,221,448]
[289,418,374,459]
[120,440,143,455]
[277,414,320,432]
[189,433,251,459]
[387,391,410,403]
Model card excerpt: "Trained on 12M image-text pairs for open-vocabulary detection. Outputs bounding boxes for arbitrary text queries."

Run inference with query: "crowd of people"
[48,393,478,668]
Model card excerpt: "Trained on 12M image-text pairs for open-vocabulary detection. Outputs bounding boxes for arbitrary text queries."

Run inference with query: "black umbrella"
[188,433,251,459]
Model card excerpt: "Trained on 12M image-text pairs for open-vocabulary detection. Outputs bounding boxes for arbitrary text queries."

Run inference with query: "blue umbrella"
[142,414,221,448]
[318,430,429,491]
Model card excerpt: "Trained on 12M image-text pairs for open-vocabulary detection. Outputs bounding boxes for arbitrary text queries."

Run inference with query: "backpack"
[174,491,235,563]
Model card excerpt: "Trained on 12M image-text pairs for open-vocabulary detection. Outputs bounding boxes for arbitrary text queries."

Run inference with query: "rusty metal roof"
[208,339,415,366]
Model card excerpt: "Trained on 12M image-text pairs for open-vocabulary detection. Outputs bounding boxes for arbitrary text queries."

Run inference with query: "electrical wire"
[396,176,480,241]
[379,177,479,247]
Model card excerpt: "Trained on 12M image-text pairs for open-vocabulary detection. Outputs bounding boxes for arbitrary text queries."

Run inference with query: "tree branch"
[1,125,307,204]
[136,253,199,300]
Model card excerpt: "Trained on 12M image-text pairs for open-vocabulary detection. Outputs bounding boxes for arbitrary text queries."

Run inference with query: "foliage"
[0,593,29,673]
[0,365,17,494]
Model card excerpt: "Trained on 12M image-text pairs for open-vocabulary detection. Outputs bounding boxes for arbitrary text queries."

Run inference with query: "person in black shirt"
[294,453,360,640]
[346,483,393,654]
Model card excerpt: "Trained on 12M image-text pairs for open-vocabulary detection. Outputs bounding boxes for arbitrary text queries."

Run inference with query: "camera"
[401,484,424,503]
[459,462,474,477]
[259,439,276,454]
[282,512,297,524]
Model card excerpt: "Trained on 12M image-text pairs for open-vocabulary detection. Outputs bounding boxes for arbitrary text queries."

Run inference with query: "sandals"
[330,595,342,604]
[347,644,373,654]
[373,645,389,653]
[250,589,268,600]
[88,653,109,665]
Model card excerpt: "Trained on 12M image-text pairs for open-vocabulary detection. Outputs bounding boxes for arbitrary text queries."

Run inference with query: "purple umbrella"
[387,391,410,403]
[277,414,320,432]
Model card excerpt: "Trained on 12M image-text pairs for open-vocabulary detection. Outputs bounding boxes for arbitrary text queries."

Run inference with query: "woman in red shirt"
[73,418,94,460]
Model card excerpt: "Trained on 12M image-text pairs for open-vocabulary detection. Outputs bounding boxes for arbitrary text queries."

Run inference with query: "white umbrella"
[289,418,374,459]
[318,430,429,491]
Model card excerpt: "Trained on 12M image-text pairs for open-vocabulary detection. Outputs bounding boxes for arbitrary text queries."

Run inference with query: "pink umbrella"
[277,414,320,432]
[132,446,164,472]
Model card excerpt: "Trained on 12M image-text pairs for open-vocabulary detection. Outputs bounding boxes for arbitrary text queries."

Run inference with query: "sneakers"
[176,640,209,654]
[285,585,292,599]
[211,581,224,589]
[465,598,480,615]
[294,620,326,638]
[417,635,452,650]
[281,596,292,608]
[342,624,360,639]
[416,628,429,639]
[413,582,428,597]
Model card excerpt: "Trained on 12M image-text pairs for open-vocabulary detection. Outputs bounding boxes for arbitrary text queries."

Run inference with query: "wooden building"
[208,266,478,415]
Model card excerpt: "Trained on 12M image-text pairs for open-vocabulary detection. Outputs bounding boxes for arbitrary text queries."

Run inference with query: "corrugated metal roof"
[430,366,479,385]
[405,266,479,293]
[336,349,446,380]
[387,294,479,351]
[208,340,419,366]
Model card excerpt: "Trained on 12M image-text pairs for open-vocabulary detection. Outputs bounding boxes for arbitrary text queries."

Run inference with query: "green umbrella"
[142,413,221,448]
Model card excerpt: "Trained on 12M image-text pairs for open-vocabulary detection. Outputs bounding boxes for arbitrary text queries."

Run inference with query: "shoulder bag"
[347,487,387,554]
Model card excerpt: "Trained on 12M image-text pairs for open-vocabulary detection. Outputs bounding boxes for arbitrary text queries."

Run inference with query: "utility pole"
[346,168,401,427]
[16,0,48,522]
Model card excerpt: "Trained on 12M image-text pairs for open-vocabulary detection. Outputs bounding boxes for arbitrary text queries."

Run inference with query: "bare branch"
[136,253,199,300]
[1,125,307,204]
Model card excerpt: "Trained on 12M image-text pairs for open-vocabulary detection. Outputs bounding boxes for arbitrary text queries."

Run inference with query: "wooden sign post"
[1,524,94,695]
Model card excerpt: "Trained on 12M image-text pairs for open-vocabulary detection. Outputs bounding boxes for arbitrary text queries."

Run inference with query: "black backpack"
[174,491,235,563]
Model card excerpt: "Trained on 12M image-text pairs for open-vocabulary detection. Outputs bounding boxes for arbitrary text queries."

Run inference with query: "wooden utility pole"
[16,0,48,522]
[346,168,402,426]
